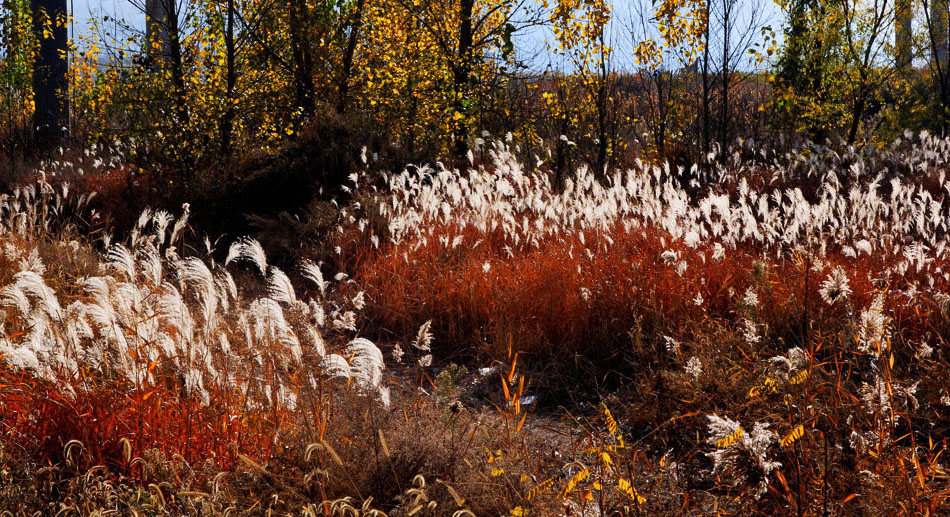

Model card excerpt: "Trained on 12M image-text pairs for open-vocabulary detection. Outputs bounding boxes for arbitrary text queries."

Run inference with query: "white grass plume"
[346,337,384,390]
[226,237,267,274]
[300,260,328,295]
[412,320,433,352]
[267,267,297,305]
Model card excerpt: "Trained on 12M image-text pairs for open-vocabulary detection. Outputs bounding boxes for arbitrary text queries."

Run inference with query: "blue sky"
[69,0,780,72]
[72,0,142,34]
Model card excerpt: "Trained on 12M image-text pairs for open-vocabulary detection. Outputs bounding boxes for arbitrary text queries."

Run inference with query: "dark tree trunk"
[165,1,190,127]
[896,0,912,69]
[847,95,865,144]
[595,33,609,175]
[337,0,366,114]
[146,0,170,70]
[718,4,731,153]
[453,0,475,158]
[933,0,950,67]
[221,0,236,156]
[289,0,315,122]
[925,0,950,130]
[654,72,668,155]
[847,70,870,145]
[700,5,711,157]
[30,0,69,145]
[404,27,417,158]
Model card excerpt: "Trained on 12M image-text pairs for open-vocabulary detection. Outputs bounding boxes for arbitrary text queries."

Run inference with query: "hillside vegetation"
[0,135,949,514]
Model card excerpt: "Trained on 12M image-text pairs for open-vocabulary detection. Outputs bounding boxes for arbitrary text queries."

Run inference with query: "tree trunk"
[896,0,912,68]
[934,0,950,68]
[221,0,236,156]
[847,94,865,144]
[453,0,475,158]
[145,0,170,70]
[924,0,950,129]
[595,33,609,175]
[289,0,316,122]
[700,10,711,158]
[718,4,731,153]
[337,0,366,115]
[654,72,668,155]
[165,1,189,128]
[30,0,69,145]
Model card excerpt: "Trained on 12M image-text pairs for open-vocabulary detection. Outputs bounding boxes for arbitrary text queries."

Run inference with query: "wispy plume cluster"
[0,187,387,410]
[705,415,781,499]
[819,266,852,305]
[370,138,950,289]
[856,294,888,355]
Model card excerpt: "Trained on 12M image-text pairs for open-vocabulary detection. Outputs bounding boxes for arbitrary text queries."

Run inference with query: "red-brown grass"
[0,368,284,477]
[355,221,950,393]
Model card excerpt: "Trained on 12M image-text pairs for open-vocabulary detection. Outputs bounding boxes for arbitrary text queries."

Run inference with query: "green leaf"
[501,23,515,59]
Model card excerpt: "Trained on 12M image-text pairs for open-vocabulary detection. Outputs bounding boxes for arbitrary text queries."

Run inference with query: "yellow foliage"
[716,427,744,448]
[617,478,647,504]
[559,467,590,497]
[781,424,805,447]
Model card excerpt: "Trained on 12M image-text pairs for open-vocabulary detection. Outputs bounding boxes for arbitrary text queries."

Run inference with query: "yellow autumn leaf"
[781,425,805,447]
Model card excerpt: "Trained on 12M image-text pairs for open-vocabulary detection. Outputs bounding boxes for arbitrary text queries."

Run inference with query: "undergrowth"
[2,135,950,514]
